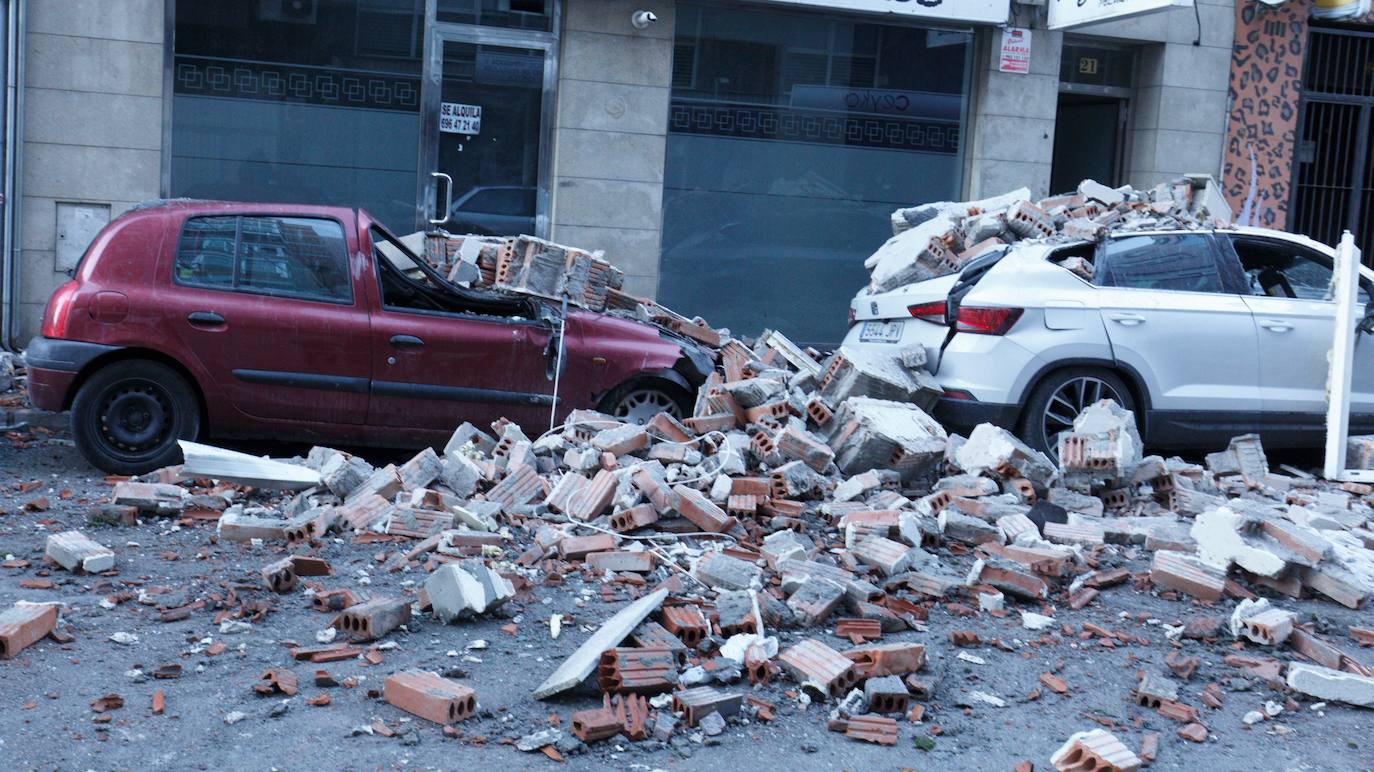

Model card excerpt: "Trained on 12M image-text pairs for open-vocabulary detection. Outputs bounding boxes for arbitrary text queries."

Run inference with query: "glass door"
[420,28,554,238]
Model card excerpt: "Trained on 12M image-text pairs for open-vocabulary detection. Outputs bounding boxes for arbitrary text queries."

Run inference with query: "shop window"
[437,0,554,31]
[169,0,424,233]
[659,3,973,346]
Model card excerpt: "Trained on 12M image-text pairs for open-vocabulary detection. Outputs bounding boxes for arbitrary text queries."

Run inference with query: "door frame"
[416,16,559,237]
[1051,88,1130,192]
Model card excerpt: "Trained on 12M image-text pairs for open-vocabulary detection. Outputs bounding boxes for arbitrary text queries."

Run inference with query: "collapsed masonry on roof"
[863,175,1233,294]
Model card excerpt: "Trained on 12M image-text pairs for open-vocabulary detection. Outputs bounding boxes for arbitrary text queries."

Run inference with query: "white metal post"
[1324,231,1367,481]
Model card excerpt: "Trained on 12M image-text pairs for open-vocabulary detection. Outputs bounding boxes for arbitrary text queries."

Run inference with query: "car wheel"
[1018,367,1134,460]
[599,381,691,426]
[71,360,201,475]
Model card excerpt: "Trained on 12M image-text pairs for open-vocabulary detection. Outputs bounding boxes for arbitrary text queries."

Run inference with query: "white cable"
[547,296,569,434]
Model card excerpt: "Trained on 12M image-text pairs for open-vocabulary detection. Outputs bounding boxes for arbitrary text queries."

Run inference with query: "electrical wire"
[547,295,569,434]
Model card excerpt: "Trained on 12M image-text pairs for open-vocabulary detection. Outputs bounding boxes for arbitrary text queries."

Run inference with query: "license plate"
[858,320,903,343]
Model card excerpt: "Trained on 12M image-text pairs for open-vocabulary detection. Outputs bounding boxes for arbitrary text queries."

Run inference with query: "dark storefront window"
[659,3,973,346]
[437,0,554,31]
[170,1,424,232]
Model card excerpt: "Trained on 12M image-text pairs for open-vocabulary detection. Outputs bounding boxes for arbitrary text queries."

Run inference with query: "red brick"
[586,551,655,573]
[609,504,659,533]
[383,670,476,724]
[262,557,297,594]
[558,533,618,561]
[571,698,621,743]
[660,605,710,647]
[332,597,411,640]
[0,603,58,658]
[844,642,926,678]
[841,715,897,746]
[672,686,741,726]
[1177,723,1208,743]
[778,639,859,698]
[672,485,736,533]
[597,647,677,695]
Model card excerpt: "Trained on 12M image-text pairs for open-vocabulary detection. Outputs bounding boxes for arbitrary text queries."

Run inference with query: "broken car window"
[1096,234,1226,294]
[1228,236,1370,304]
[370,225,537,319]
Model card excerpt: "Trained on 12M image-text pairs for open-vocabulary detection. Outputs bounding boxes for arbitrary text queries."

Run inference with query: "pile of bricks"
[423,233,626,313]
[420,231,721,346]
[864,175,1232,293]
[15,294,1374,765]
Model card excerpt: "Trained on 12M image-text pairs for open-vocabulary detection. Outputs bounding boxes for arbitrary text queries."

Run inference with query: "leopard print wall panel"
[1222,0,1308,229]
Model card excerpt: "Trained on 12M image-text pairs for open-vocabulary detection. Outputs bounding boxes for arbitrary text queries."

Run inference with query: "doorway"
[418,26,556,237]
[1050,95,1125,195]
[1049,42,1134,197]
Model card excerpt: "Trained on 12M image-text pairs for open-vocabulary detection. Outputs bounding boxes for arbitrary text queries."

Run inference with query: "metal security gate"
[1292,27,1374,256]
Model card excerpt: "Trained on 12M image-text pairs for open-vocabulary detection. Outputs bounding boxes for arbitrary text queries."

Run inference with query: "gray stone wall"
[17,0,165,342]
[966,27,1064,200]
[550,0,674,299]
[1116,0,1236,185]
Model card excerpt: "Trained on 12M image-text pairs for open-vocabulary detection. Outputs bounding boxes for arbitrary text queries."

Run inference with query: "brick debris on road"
[3,182,1374,770]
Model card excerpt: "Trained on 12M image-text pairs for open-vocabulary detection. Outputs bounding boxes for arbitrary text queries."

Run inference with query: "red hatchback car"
[27,201,712,474]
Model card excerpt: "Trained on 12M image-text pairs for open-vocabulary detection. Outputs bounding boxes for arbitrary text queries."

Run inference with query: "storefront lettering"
[844,91,911,113]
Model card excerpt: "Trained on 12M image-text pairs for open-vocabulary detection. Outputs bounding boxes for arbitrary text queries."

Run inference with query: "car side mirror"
[1360,298,1374,336]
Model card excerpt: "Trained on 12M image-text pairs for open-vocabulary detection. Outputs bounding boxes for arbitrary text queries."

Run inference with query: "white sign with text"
[998,28,1031,74]
[1048,0,1192,30]
[440,102,482,135]
[764,0,1009,25]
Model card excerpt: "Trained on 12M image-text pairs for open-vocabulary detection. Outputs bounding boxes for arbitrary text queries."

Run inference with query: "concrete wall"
[17,0,165,342]
[966,27,1063,200]
[966,0,1234,199]
[549,0,674,299]
[1075,0,1235,189]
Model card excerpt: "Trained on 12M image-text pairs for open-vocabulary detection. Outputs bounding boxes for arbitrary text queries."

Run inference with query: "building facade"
[1,0,1237,349]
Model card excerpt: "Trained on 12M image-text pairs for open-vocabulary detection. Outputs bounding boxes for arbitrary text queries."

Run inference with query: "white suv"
[842,227,1374,455]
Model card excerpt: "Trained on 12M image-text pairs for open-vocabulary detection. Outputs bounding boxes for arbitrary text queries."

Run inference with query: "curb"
[1,407,69,433]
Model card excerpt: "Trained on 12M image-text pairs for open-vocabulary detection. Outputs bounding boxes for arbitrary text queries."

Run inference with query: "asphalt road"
[1,424,1371,771]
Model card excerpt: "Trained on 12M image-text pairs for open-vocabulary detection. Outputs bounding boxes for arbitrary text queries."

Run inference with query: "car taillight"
[906,301,947,325]
[954,306,1023,335]
[42,280,80,339]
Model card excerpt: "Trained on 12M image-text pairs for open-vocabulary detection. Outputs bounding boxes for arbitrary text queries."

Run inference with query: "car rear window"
[1095,234,1225,294]
[175,215,352,303]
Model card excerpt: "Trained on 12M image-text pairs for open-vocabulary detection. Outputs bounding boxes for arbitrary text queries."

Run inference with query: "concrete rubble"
[5,184,1374,767]
[864,175,1231,294]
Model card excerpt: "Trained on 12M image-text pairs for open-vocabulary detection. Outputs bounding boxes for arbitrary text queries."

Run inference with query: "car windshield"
[369,222,536,319]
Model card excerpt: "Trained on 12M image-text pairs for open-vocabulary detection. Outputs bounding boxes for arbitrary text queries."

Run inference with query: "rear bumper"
[932,396,1020,433]
[27,366,78,411]
[24,336,120,411]
[25,336,121,372]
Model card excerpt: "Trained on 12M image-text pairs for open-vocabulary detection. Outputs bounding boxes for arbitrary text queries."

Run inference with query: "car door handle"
[187,311,225,327]
[390,334,425,349]
[1259,319,1293,332]
[1108,313,1146,326]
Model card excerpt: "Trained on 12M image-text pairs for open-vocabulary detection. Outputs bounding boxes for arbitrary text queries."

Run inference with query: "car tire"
[71,360,202,475]
[1017,367,1135,459]
[598,380,692,426]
